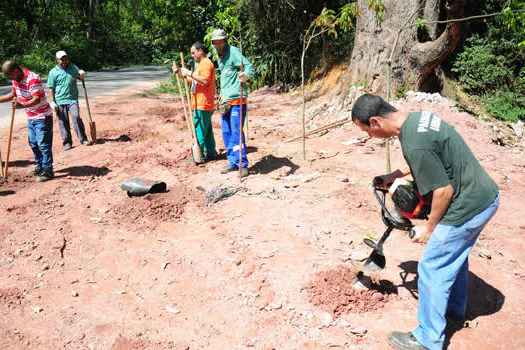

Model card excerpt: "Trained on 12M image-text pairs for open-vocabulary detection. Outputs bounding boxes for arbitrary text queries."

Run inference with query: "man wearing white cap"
[48,50,91,151]
[211,29,254,177]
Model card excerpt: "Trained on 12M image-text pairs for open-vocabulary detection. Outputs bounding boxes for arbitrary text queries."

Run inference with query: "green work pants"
[193,109,217,159]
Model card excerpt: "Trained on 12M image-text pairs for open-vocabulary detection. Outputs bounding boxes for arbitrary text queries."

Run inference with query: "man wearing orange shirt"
[176,41,217,161]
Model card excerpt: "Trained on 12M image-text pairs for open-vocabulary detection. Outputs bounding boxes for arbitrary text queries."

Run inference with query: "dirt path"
[0,85,524,349]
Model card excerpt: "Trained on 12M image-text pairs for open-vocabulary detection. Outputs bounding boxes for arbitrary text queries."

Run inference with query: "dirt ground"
[0,81,524,350]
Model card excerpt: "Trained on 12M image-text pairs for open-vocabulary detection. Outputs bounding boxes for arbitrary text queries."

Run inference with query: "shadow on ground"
[96,135,132,144]
[0,190,15,196]
[396,260,505,349]
[4,160,32,168]
[251,154,299,176]
[56,166,111,178]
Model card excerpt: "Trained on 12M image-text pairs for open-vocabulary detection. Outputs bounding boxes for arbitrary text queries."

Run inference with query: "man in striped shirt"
[0,61,54,182]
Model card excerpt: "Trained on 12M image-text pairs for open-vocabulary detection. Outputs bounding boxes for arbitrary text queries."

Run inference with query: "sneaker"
[82,140,93,146]
[27,164,43,176]
[36,168,54,182]
[64,143,72,151]
[220,165,238,174]
[387,332,426,350]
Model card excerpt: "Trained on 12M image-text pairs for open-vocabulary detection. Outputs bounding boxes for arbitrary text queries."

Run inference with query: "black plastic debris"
[121,178,167,197]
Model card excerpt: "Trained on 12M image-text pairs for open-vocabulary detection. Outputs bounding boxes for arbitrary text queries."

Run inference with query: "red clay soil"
[0,82,524,349]
[305,265,394,315]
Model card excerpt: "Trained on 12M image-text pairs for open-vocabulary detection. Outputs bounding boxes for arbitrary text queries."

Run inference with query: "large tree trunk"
[348,0,465,96]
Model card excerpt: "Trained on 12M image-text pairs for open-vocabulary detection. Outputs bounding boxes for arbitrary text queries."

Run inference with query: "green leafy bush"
[481,90,525,122]
[452,36,512,94]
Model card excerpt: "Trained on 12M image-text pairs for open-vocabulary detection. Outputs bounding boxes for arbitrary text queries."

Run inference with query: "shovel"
[173,62,203,164]
[0,147,4,179]
[3,98,16,180]
[81,79,97,143]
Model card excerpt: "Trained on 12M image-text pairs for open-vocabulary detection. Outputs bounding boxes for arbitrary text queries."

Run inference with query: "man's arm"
[190,70,209,86]
[374,166,411,188]
[411,184,454,243]
[48,88,57,110]
[0,90,16,103]
[14,95,41,109]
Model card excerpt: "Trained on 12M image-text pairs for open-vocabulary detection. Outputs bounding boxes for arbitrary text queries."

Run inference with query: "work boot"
[387,332,426,350]
[241,167,249,178]
[36,168,54,182]
[64,143,72,151]
[220,165,238,174]
[82,140,93,146]
[27,164,43,176]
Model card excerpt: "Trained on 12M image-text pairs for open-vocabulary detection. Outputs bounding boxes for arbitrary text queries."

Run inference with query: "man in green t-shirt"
[48,50,91,151]
[352,94,499,350]
[211,29,254,177]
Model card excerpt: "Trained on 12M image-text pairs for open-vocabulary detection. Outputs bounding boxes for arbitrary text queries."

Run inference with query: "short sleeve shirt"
[190,57,215,111]
[399,112,499,225]
[12,68,52,120]
[47,64,80,105]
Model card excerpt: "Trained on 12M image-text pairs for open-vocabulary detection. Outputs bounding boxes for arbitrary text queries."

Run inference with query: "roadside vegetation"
[0,0,523,121]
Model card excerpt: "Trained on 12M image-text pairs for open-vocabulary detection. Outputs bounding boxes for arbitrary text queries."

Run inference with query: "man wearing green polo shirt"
[48,50,91,151]
[211,29,254,177]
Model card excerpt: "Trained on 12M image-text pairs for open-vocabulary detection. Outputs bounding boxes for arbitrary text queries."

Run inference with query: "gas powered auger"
[352,176,431,273]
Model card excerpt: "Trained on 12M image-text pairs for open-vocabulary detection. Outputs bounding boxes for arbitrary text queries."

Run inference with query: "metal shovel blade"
[192,143,203,164]
[89,121,97,144]
[350,250,386,273]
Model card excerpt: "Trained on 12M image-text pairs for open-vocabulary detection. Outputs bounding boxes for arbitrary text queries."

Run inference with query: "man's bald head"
[2,61,22,81]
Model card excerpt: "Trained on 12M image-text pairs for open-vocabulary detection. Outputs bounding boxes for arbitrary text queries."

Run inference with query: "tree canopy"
[0,0,522,121]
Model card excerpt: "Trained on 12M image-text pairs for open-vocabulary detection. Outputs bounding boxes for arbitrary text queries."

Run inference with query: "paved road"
[0,65,171,126]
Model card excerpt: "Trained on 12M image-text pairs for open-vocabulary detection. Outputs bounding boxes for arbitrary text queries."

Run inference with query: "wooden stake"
[285,118,351,143]
[239,61,244,182]
[4,98,16,179]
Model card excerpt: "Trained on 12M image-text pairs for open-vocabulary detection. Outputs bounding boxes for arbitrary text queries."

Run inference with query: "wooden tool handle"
[4,97,17,179]
[81,80,94,124]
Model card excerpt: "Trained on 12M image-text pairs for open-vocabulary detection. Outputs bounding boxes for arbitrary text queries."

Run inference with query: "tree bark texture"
[348,0,465,96]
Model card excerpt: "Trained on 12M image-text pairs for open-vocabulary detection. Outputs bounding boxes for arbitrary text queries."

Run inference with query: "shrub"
[481,90,525,122]
[452,36,513,94]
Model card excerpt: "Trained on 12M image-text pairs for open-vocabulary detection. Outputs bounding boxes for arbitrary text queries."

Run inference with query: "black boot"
[36,168,54,182]
[27,164,43,176]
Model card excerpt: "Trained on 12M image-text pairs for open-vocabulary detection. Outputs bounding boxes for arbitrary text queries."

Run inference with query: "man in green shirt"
[352,94,499,350]
[211,29,254,177]
[48,50,91,151]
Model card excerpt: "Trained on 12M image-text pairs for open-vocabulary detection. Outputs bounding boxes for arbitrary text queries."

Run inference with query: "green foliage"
[206,0,355,88]
[450,0,524,122]
[503,0,525,50]
[365,0,386,24]
[395,81,411,99]
[154,75,183,95]
[415,18,430,33]
[452,36,512,94]
[481,90,525,122]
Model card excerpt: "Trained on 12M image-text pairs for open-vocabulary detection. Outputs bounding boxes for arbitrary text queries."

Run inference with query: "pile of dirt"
[111,185,197,229]
[305,265,394,316]
[146,105,186,127]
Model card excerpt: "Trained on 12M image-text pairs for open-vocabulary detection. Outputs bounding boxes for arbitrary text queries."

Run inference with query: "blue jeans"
[221,104,248,168]
[413,193,500,350]
[28,115,54,169]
